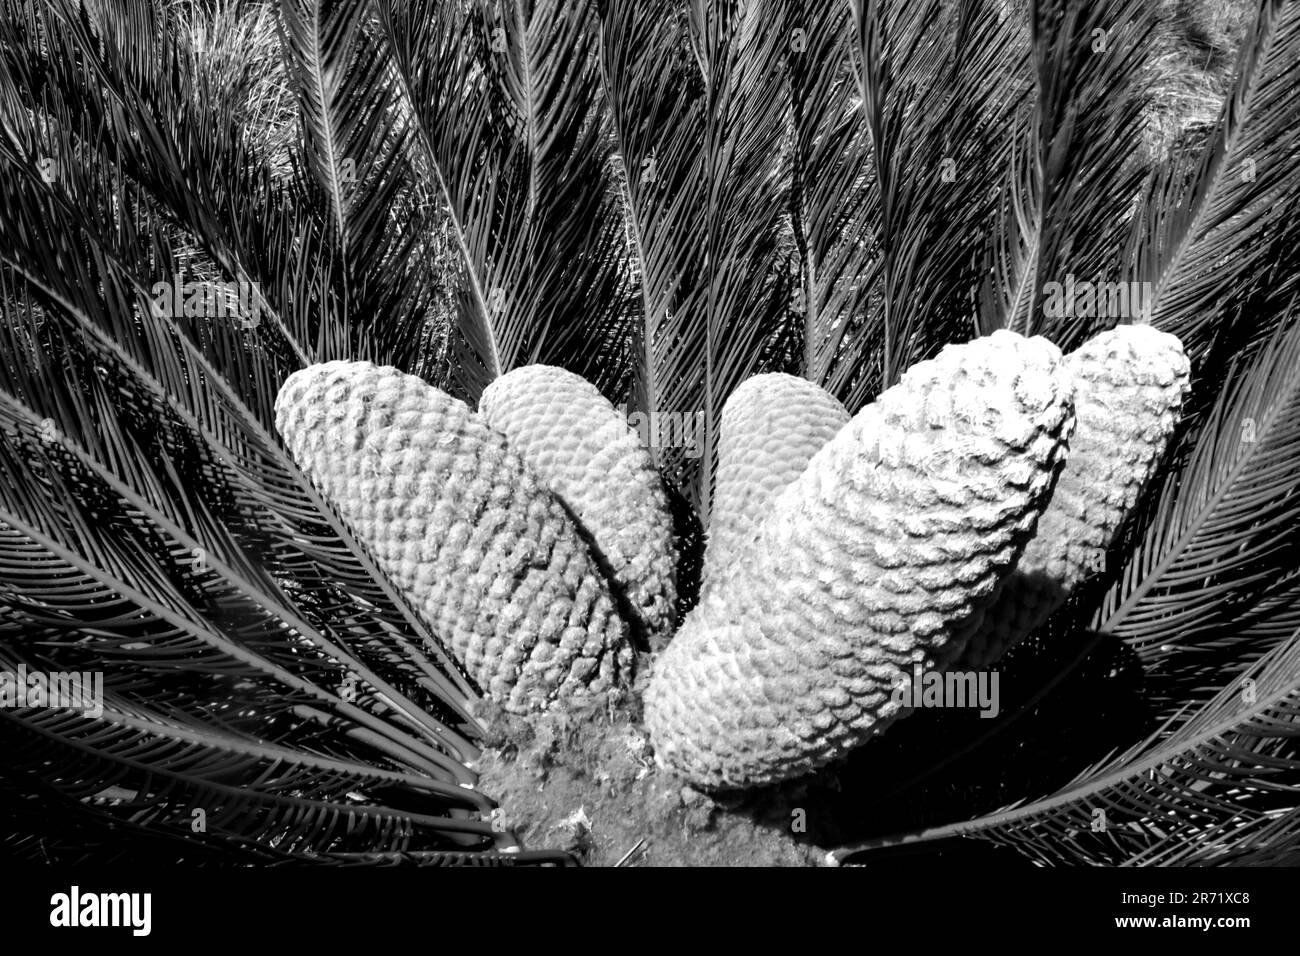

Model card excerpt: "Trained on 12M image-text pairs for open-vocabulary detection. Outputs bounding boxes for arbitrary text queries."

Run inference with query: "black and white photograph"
[0,0,1296,935]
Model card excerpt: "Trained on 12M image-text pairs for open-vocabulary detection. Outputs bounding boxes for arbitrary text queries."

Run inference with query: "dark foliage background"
[0,0,1297,866]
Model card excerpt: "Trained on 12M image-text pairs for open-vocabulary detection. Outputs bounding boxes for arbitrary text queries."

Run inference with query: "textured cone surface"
[479,365,677,647]
[952,324,1191,669]
[704,374,850,596]
[274,361,631,714]
[645,330,1076,789]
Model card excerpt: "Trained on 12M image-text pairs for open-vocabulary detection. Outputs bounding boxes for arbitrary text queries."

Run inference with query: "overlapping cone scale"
[479,365,678,648]
[952,323,1191,669]
[273,360,632,715]
[704,373,850,596]
[645,330,1077,789]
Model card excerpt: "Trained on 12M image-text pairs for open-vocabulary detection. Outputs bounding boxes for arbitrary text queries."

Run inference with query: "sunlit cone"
[274,361,632,714]
[703,373,850,596]
[952,323,1192,669]
[479,365,678,648]
[645,330,1077,789]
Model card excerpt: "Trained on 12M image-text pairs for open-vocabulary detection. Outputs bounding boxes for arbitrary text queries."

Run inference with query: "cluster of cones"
[274,325,1189,790]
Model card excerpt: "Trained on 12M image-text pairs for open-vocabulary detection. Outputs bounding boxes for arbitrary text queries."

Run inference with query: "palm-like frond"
[0,631,498,861]
[182,0,297,181]
[845,0,1029,402]
[278,0,441,369]
[0,7,473,715]
[834,618,1300,866]
[781,0,874,394]
[687,0,795,518]
[597,0,706,480]
[1,0,1297,867]
[598,0,793,518]
[0,0,502,860]
[828,1,1300,861]
[1134,0,1300,364]
[984,0,1158,344]
[1094,302,1300,700]
[379,0,630,403]
[830,298,1300,864]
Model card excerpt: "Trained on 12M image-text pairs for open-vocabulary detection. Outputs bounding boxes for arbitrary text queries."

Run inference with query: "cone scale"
[645,331,1077,789]
[274,361,633,715]
[952,323,1191,668]
[704,373,850,596]
[479,365,678,648]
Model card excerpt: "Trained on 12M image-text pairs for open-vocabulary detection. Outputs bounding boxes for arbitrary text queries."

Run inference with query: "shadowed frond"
[0,0,507,859]
[834,620,1300,866]
[1,0,1297,868]
[0,632,502,862]
[1095,305,1300,665]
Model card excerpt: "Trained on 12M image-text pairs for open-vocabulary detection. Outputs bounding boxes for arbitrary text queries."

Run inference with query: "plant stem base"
[470,682,829,867]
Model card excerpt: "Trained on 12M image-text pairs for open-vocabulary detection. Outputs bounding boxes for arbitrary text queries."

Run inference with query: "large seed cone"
[645,330,1076,789]
[704,374,850,596]
[478,365,678,648]
[952,323,1191,669]
[274,361,632,714]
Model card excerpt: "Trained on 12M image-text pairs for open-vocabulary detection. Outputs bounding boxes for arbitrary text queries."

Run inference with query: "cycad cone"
[952,323,1191,668]
[645,330,1077,789]
[274,361,632,714]
[704,374,850,596]
[479,365,678,648]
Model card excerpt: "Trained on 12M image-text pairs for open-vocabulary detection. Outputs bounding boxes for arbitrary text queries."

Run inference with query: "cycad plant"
[1,0,1298,866]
